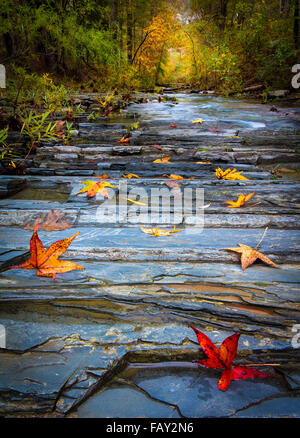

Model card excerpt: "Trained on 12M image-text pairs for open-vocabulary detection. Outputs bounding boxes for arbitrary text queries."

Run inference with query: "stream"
[0,91,300,417]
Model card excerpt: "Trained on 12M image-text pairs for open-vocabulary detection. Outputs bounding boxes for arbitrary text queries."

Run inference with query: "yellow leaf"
[216,168,249,181]
[127,198,147,206]
[140,225,182,237]
[153,157,171,163]
[122,173,140,179]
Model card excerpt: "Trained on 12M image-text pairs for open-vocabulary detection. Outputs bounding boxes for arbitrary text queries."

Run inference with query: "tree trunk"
[127,0,133,62]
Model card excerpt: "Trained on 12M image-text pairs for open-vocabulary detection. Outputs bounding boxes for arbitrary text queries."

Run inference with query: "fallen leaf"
[127,198,147,206]
[118,136,130,143]
[223,243,279,270]
[216,167,249,181]
[208,128,221,133]
[222,227,279,270]
[77,180,116,198]
[87,181,116,198]
[196,161,212,164]
[140,225,182,237]
[224,192,255,208]
[96,174,111,179]
[192,119,203,124]
[24,209,73,231]
[163,174,184,180]
[54,120,66,139]
[190,325,275,391]
[169,124,177,128]
[13,227,84,279]
[153,157,171,163]
[122,173,140,179]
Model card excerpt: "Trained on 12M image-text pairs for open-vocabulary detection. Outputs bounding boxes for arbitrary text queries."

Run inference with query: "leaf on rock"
[192,119,204,124]
[224,192,256,208]
[122,173,140,179]
[96,174,111,179]
[223,243,279,270]
[13,227,84,279]
[163,174,184,180]
[127,198,147,206]
[77,180,116,198]
[118,136,130,143]
[216,167,249,180]
[153,157,171,163]
[140,225,182,237]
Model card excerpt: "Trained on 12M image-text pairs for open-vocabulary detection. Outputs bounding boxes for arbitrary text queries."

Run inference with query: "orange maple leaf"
[122,173,140,179]
[87,181,116,198]
[118,136,130,143]
[163,174,184,180]
[153,157,171,163]
[223,228,279,270]
[169,124,177,128]
[224,192,256,208]
[13,228,84,279]
[96,174,111,179]
[77,181,116,198]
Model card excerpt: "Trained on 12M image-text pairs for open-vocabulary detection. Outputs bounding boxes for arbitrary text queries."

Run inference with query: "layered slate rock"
[0,91,300,417]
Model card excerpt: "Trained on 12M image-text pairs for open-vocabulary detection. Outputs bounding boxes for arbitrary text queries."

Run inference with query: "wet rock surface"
[0,92,300,417]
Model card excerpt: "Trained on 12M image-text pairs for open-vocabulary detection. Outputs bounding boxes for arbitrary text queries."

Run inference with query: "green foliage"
[20,110,60,146]
[0,127,18,167]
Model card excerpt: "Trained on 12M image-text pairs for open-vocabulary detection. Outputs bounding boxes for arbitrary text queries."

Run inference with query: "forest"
[1,0,299,94]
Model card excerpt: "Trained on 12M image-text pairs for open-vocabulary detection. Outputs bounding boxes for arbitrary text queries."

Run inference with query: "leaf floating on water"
[216,167,249,180]
[169,124,177,128]
[12,227,84,280]
[189,325,276,391]
[196,161,212,164]
[192,119,204,124]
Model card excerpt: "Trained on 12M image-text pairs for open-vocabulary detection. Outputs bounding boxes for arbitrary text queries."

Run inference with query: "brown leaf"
[54,120,66,139]
[223,244,279,270]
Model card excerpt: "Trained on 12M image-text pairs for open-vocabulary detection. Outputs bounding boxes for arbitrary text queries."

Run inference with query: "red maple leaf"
[189,325,275,391]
